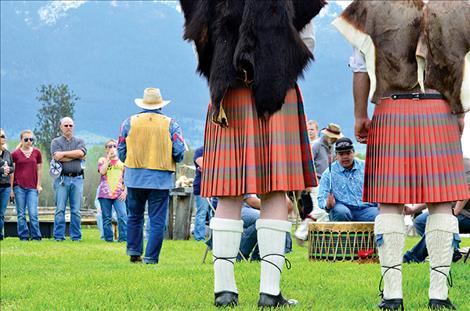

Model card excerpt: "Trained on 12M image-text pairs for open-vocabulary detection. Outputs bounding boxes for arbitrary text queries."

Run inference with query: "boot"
[209,218,243,307]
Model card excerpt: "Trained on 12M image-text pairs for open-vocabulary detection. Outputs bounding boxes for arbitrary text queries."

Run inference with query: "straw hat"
[321,123,343,139]
[134,87,171,110]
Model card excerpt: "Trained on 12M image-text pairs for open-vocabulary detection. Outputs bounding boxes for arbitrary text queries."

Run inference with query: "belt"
[390,93,445,100]
[61,171,83,177]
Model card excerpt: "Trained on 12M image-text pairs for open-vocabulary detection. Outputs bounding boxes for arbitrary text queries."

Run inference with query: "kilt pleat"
[364,97,469,204]
[201,86,317,197]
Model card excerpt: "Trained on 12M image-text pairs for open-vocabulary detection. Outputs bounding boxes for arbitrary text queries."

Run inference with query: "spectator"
[95,187,118,241]
[238,194,292,261]
[312,123,342,179]
[403,157,470,263]
[306,120,319,143]
[11,130,43,240]
[0,129,14,240]
[97,139,127,242]
[193,146,211,241]
[51,117,87,241]
[118,87,185,264]
[318,137,379,221]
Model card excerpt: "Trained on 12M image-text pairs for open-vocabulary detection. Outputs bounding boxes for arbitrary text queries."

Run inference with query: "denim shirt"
[318,159,378,210]
[118,109,185,189]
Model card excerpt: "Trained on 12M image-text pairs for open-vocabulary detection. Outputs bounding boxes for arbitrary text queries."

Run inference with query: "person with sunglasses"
[97,139,127,242]
[0,128,15,240]
[51,117,87,241]
[11,130,43,240]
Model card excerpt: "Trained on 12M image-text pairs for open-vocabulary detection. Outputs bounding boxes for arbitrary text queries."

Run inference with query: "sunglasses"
[23,138,34,142]
[0,135,5,139]
[106,144,117,149]
[63,124,74,128]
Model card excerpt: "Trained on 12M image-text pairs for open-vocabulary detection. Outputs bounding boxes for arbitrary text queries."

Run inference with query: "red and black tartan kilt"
[201,86,317,197]
[363,97,469,204]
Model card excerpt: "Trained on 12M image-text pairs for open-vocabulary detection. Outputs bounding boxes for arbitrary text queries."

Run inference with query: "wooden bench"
[4,219,98,239]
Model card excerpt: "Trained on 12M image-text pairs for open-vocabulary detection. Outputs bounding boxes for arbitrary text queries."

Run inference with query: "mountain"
[0,1,365,151]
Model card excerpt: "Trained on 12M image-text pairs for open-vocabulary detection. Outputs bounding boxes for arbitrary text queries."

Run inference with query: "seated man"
[238,194,292,261]
[404,157,470,263]
[318,137,379,221]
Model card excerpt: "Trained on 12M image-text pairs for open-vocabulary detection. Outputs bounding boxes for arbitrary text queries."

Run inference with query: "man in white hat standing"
[118,87,185,264]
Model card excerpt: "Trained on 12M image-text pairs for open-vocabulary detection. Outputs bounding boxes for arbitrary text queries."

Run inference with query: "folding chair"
[202,198,247,263]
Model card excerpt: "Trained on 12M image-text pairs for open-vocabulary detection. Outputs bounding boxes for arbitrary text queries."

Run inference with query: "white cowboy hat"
[321,123,343,139]
[134,87,171,110]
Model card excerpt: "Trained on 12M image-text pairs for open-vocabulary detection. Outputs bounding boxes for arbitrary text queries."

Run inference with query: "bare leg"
[214,196,243,219]
[260,191,288,220]
[380,203,404,215]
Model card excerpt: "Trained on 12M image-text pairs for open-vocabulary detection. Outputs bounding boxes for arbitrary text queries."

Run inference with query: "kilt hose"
[201,86,317,197]
[364,97,469,204]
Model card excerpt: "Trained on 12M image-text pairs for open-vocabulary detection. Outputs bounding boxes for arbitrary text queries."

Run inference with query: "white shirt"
[348,48,367,73]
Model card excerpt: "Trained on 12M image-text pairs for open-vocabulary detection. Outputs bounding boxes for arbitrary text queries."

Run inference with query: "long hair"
[0,128,7,151]
[16,130,34,150]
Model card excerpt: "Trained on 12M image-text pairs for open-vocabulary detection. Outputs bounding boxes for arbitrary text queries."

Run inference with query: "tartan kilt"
[363,97,469,204]
[201,86,317,197]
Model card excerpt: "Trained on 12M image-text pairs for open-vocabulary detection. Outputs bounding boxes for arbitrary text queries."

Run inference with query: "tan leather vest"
[124,113,176,172]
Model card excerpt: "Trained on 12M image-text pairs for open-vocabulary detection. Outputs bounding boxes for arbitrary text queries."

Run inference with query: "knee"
[330,204,352,221]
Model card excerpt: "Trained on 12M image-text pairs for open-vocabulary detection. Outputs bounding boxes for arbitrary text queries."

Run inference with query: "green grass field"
[1,229,469,311]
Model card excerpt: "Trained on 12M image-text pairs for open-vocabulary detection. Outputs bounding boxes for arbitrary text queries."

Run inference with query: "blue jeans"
[237,206,292,261]
[0,187,11,239]
[14,186,41,240]
[98,198,127,242]
[404,212,469,263]
[53,176,83,241]
[127,188,169,264]
[96,209,117,240]
[193,195,210,241]
[329,203,379,222]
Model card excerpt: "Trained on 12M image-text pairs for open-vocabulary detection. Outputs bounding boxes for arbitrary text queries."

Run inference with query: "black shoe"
[429,298,456,310]
[130,255,142,263]
[452,249,462,263]
[258,292,298,308]
[378,298,404,310]
[214,291,238,307]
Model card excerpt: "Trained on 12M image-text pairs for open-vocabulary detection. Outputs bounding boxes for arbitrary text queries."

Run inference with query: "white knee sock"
[425,214,458,300]
[257,219,292,296]
[375,214,406,300]
[209,218,243,294]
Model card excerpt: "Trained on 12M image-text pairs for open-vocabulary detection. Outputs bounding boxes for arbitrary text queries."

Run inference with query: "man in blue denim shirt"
[318,137,379,221]
[118,87,185,264]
